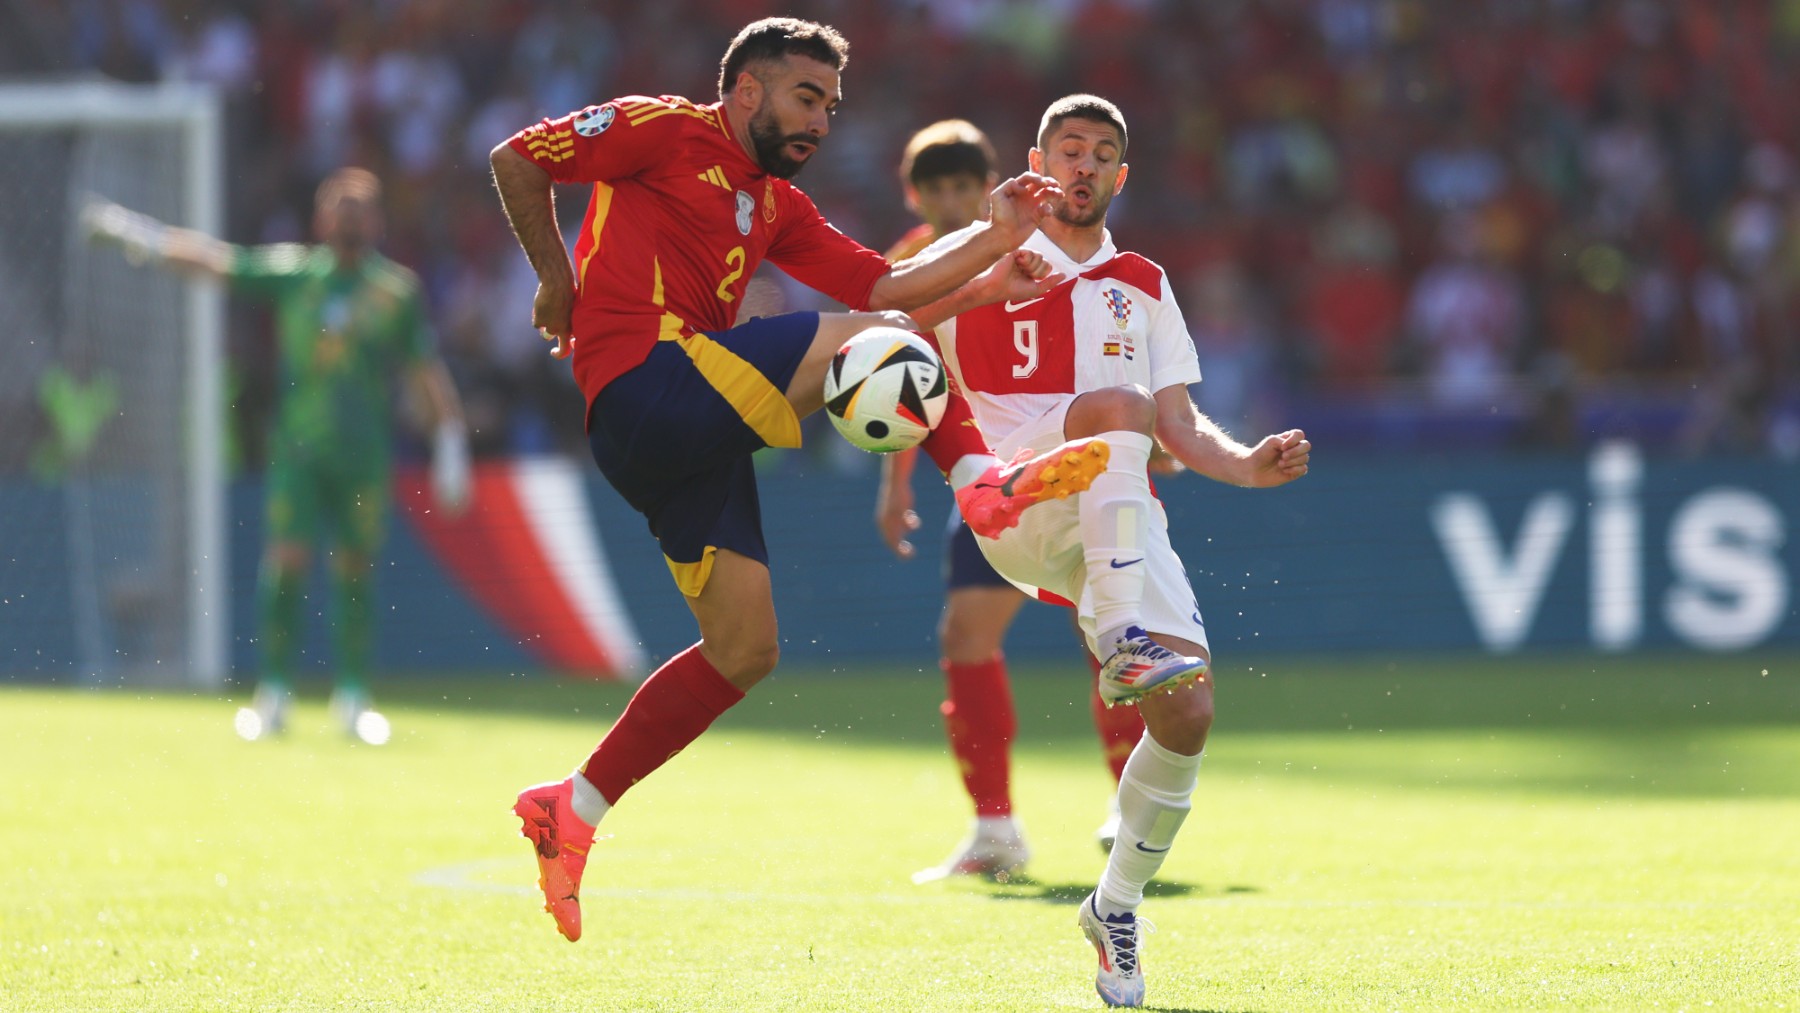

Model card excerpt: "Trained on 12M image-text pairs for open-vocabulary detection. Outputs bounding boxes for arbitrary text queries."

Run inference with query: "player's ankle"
[569,771,610,828]
[947,453,996,490]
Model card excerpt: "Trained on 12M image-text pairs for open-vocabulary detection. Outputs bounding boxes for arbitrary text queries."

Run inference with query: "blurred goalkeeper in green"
[83,167,469,744]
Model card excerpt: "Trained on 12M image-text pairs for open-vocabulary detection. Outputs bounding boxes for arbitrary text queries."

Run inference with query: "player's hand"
[79,197,166,265]
[533,264,577,359]
[875,476,920,559]
[987,172,1064,247]
[1148,441,1185,476]
[972,248,1065,307]
[1242,429,1310,487]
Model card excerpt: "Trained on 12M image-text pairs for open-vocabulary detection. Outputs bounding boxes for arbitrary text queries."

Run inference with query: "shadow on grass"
[969,874,1259,906]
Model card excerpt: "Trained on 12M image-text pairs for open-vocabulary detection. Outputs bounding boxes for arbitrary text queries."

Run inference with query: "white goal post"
[0,81,226,688]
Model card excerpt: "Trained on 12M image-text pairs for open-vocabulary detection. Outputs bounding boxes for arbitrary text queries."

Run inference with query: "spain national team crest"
[735,190,755,235]
[763,180,777,223]
[1105,287,1132,331]
[573,105,615,137]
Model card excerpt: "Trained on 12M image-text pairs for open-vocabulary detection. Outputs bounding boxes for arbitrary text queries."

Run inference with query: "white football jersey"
[932,228,1202,446]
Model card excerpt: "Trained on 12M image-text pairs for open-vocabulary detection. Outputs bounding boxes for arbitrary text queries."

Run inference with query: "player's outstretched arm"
[1151,384,1310,488]
[868,173,1063,314]
[489,143,577,359]
[908,248,1063,330]
[80,197,233,278]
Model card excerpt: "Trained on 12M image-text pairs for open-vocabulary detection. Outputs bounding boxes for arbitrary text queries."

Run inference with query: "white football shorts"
[979,398,1210,659]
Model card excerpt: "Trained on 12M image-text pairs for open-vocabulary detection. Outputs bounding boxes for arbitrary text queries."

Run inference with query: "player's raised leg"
[1081,657,1211,1007]
[786,311,1111,535]
[1064,386,1207,705]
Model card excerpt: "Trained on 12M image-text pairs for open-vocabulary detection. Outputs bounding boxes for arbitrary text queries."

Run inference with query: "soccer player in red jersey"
[915,95,1311,1007]
[873,120,1147,884]
[488,18,1111,943]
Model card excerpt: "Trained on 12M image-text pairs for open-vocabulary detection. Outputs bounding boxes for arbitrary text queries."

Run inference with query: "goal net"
[0,82,225,688]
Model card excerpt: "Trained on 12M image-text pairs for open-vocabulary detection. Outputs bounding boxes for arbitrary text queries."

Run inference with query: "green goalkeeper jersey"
[229,243,431,468]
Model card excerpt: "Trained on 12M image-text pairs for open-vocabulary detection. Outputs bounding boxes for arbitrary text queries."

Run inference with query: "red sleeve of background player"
[765,184,890,311]
[504,96,678,184]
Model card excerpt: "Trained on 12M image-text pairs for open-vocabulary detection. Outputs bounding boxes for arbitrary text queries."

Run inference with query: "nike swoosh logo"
[1134,842,1171,854]
[1110,558,1143,568]
[1003,297,1045,312]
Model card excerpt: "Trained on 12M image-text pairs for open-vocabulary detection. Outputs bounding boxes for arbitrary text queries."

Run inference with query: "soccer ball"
[821,327,949,453]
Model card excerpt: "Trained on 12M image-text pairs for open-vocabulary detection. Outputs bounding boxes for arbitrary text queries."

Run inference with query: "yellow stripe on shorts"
[665,546,717,599]
[656,312,802,450]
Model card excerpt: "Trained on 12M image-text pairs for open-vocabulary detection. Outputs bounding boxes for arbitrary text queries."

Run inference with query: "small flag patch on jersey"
[1103,341,1121,357]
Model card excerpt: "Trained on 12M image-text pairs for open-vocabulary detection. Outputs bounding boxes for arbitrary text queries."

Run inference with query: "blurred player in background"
[489,17,1111,944]
[874,120,1147,884]
[83,167,470,745]
[917,95,1310,1007]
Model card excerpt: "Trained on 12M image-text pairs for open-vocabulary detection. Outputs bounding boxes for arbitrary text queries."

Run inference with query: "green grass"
[4,654,1798,1011]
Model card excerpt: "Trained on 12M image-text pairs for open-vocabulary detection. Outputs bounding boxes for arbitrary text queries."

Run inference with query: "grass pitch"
[3,654,1797,1011]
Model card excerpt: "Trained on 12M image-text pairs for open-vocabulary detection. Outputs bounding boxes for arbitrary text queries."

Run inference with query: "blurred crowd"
[14,0,1800,457]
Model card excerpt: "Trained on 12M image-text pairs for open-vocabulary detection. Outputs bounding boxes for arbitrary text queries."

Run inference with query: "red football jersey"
[506,95,891,406]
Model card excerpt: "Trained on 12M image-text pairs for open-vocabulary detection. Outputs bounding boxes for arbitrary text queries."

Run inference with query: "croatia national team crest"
[1104,287,1132,331]
[573,105,615,137]
[734,191,756,235]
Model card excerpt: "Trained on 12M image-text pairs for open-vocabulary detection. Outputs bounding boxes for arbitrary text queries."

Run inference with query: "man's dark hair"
[1036,93,1129,157]
[316,166,380,209]
[900,120,996,186]
[718,17,850,100]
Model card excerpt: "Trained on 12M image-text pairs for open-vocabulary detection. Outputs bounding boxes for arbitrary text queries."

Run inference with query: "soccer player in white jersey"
[920,95,1311,1008]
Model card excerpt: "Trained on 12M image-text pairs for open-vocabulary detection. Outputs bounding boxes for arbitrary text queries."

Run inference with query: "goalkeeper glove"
[431,420,472,514]
[79,197,168,266]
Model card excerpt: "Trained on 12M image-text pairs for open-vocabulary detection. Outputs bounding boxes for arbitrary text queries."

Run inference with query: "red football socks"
[919,388,991,477]
[941,655,1017,817]
[580,643,745,804]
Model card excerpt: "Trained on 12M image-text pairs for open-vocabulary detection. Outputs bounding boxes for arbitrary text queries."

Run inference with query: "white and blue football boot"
[1077,891,1154,1008]
[1096,627,1208,706]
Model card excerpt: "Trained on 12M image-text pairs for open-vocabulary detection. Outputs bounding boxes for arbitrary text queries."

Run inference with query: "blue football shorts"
[586,312,819,594]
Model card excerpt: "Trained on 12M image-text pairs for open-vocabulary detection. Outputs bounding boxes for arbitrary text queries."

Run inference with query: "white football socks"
[1096,732,1202,916]
[1079,432,1154,650]
[975,814,1019,840]
[948,454,995,491]
[570,770,611,828]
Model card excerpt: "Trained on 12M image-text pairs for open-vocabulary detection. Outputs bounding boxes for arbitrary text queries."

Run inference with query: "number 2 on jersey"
[1012,320,1038,378]
[716,246,746,302]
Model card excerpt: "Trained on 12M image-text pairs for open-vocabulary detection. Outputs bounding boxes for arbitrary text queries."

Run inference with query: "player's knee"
[869,309,920,333]
[1071,385,1155,437]
[938,612,1001,664]
[710,636,780,685]
[1142,682,1213,753]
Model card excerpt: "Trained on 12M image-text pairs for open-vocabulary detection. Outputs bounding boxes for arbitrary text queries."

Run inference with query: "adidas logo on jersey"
[697,166,730,190]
